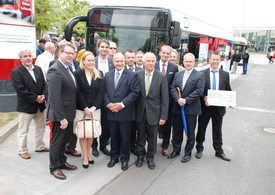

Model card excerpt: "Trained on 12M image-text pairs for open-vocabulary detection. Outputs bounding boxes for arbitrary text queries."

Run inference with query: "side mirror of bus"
[65,16,87,42]
[171,21,181,49]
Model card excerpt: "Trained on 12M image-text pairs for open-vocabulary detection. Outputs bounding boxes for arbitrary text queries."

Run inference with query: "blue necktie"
[115,72,120,89]
[211,70,217,90]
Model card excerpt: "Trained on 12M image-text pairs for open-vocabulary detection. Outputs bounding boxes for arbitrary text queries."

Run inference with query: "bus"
[64,5,233,65]
[0,0,36,112]
[232,37,249,57]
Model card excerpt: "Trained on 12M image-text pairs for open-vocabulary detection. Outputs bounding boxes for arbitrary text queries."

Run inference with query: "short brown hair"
[125,49,135,57]
[59,41,76,52]
[209,51,221,59]
[97,39,110,48]
[160,45,172,53]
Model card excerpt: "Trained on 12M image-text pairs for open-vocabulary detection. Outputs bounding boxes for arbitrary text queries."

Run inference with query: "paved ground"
[1,53,274,195]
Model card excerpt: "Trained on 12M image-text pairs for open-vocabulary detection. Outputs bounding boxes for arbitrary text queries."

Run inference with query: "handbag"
[75,114,102,138]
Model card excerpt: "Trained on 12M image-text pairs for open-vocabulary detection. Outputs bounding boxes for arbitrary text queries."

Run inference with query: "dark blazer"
[49,59,80,71]
[201,68,231,116]
[95,56,115,72]
[135,69,169,126]
[104,68,140,122]
[74,69,105,110]
[11,64,46,114]
[170,69,205,115]
[47,60,76,122]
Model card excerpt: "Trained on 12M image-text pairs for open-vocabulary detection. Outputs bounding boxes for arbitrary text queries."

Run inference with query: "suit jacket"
[104,68,140,122]
[170,69,205,115]
[11,64,46,114]
[201,68,232,116]
[155,61,178,103]
[74,69,105,110]
[47,60,76,122]
[135,69,169,126]
[125,64,142,72]
[49,59,80,71]
[95,56,115,72]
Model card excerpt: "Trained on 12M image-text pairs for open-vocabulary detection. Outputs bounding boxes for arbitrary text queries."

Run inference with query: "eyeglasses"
[62,51,75,56]
[110,47,117,50]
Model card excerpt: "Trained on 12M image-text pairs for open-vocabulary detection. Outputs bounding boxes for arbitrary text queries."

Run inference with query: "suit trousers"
[196,106,224,154]
[173,114,197,156]
[162,102,173,149]
[131,121,137,150]
[109,121,132,162]
[65,132,77,152]
[49,121,73,172]
[18,110,46,154]
[136,111,159,161]
[92,104,110,150]
[232,61,238,73]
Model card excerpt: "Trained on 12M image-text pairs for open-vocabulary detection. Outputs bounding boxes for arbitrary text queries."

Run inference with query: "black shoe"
[100,147,110,156]
[82,164,89,169]
[135,158,143,167]
[181,156,191,163]
[92,149,99,157]
[121,162,128,171]
[215,152,231,161]
[167,152,180,159]
[147,160,155,170]
[89,160,94,164]
[107,159,118,168]
[195,151,202,159]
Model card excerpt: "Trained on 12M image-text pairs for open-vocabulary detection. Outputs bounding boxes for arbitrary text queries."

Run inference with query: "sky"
[87,0,275,29]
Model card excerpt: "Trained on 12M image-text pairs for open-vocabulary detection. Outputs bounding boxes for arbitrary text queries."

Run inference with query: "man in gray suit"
[169,53,205,163]
[135,52,169,170]
[47,42,77,180]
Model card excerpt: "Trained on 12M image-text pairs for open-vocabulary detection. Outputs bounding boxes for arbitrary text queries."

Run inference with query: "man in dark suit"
[195,51,234,162]
[169,53,205,163]
[135,51,145,69]
[48,46,81,157]
[92,39,115,157]
[11,49,49,160]
[125,49,142,155]
[155,45,178,156]
[47,42,78,180]
[104,53,140,171]
[135,52,169,170]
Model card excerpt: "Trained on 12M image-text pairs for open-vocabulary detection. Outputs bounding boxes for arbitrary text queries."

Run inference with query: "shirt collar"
[210,68,219,73]
[115,68,124,75]
[99,56,107,63]
[58,59,69,69]
[145,69,154,76]
[22,64,34,70]
[160,60,168,66]
[127,65,134,70]
[185,68,194,74]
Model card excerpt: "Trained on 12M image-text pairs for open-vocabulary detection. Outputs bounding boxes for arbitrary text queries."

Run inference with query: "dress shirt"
[182,69,193,90]
[210,68,219,90]
[22,64,36,83]
[145,69,154,84]
[98,57,109,73]
[126,65,135,72]
[35,50,54,78]
[70,61,76,72]
[159,60,168,74]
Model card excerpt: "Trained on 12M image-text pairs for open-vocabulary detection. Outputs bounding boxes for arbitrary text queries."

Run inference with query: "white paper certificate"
[207,90,236,107]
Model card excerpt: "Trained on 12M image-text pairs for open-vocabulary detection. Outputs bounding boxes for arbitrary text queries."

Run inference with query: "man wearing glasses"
[108,42,117,59]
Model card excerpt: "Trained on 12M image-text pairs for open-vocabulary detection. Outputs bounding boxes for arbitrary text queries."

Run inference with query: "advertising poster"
[198,43,208,62]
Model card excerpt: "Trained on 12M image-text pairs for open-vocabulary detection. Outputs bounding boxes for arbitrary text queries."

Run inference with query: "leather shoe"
[100,147,110,156]
[181,156,191,163]
[135,158,143,167]
[89,160,94,164]
[51,170,66,180]
[215,153,231,161]
[162,148,169,156]
[107,159,118,168]
[61,162,77,170]
[121,162,128,171]
[82,163,89,169]
[147,160,155,170]
[92,149,99,157]
[19,153,31,159]
[195,151,203,159]
[35,147,50,152]
[65,150,81,157]
[167,152,180,159]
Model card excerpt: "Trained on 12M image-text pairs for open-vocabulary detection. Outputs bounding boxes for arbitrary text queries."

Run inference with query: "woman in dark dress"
[74,51,105,168]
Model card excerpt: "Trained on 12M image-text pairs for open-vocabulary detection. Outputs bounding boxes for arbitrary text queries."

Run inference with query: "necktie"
[115,72,120,89]
[129,67,134,71]
[102,61,106,76]
[67,67,76,87]
[145,73,151,96]
[182,71,190,91]
[211,70,217,90]
[162,64,166,74]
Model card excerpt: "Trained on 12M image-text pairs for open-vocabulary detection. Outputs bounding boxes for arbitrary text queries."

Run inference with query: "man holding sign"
[195,51,235,162]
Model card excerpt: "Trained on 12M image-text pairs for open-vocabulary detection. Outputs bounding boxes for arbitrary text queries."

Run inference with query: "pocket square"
[169,72,174,74]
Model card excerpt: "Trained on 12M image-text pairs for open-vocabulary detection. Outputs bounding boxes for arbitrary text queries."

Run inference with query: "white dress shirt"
[22,64,36,83]
[159,60,168,74]
[35,50,54,79]
[182,69,193,90]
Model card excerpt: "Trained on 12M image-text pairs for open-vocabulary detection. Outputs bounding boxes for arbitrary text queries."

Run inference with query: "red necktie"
[162,64,166,74]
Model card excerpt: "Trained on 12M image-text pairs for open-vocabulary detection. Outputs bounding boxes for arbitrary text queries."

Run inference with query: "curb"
[0,117,18,144]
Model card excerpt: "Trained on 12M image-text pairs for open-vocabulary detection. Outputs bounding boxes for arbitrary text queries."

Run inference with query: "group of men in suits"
[11,38,233,179]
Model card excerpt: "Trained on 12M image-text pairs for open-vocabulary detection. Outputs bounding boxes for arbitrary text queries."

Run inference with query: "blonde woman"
[74,51,105,168]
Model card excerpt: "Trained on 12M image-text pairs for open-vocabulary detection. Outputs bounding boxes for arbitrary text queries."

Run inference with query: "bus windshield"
[86,26,170,56]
